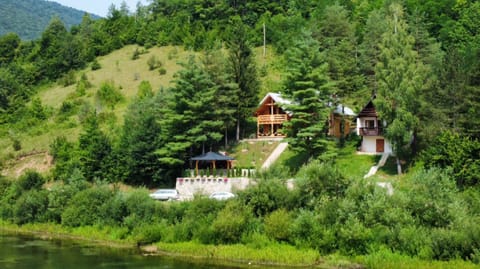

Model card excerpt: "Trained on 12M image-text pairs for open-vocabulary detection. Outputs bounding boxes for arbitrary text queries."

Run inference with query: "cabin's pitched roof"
[357,100,378,117]
[332,104,356,116]
[258,92,292,106]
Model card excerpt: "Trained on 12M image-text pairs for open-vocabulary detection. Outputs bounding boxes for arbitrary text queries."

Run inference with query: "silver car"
[209,191,235,201]
[149,189,180,201]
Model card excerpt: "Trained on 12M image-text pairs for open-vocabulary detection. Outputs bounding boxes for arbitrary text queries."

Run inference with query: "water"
[0,235,242,269]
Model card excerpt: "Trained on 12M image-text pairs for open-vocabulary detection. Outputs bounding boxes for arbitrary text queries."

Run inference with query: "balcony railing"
[257,114,288,125]
[359,127,383,136]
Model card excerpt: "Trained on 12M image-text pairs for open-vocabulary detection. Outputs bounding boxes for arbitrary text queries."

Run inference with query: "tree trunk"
[224,128,228,149]
[396,157,402,175]
[236,118,240,141]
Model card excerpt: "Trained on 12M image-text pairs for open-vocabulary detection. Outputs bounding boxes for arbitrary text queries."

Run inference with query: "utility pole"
[263,23,266,58]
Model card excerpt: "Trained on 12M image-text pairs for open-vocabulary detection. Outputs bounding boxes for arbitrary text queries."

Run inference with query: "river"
[0,235,243,269]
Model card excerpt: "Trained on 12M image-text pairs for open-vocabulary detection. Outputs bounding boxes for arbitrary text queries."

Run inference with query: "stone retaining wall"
[176,177,251,200]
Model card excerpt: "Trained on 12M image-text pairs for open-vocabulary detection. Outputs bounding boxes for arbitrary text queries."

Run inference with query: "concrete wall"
[362,136,392,154]
[176,177,251,200]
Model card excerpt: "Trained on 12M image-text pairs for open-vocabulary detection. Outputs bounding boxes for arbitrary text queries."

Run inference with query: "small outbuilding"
[190,151,235,176]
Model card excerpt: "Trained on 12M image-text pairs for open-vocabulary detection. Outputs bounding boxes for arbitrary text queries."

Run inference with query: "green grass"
[155,241,321,266]
[356,249,479,269]
[229,140,280,169]
[335,142,378,179]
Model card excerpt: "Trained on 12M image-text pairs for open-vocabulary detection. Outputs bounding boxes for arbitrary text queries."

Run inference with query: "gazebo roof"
[190,151,235,161]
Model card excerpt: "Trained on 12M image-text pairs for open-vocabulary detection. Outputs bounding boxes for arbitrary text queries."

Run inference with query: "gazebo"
[190,151,235,176]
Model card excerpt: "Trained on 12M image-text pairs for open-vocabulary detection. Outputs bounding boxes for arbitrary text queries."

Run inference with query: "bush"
[44,184,76,223]
[12,138,21,151]
[264,208,292,242]
[60,70,76,86]
[295,161,350,208]
[123,189,156,227]
[91,59,101,70]
[132,221,169,245]
[96,81,124,109]
[147,55,162,70]
[212,201,253,244]
[238,178,291,217]
[18,170,44,191]
[13,189,48,224]
[61,186,113,227]
[158,67,167,75]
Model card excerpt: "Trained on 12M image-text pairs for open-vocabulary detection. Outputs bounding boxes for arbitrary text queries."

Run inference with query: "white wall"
[175,177,251,200]
[361,136,392,154]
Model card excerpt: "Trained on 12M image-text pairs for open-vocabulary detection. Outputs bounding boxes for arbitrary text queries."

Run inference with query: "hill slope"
[0,0,99,40]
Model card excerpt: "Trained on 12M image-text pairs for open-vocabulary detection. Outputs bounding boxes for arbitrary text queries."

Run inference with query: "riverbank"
[1,221,478,269]
[0,221,354,268]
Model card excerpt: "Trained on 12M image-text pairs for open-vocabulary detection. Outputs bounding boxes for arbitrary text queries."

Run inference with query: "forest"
[0,0,96,40]
[0,0,480,267]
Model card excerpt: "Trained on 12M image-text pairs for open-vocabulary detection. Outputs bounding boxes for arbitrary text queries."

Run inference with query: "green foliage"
[136,80,153,99]
[61,186,113,227]
[264,208,292,242]
[295,161,350,208]
[17,170,44,191]
[147,55,162,70]
[13,189,48,224]
[78,114,112,181]
[91,59,101,70]
[212,201,252,244]
[421,131,480,188]
[282,33,333,158]
[96,81,124,109]
[238,178,291,217]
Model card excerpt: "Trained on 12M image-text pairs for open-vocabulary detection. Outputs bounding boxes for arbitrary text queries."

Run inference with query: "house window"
[365,120,375,129]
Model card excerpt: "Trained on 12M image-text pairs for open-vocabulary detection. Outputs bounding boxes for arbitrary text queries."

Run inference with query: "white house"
[356,100,392,154]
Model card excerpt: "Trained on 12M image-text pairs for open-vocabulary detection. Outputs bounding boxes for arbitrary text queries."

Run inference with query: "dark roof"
[190,151,235,161]
[357,100,378,117]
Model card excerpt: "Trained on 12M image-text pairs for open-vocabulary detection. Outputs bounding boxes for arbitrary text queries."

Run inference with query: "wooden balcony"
[359,127,383,136]
[257,114,288,125]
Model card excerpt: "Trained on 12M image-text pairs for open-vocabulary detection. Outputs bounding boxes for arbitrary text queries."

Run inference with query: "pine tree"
[283,34,333,159]
[374,3,427,173]
[157,57,223,176]
[78,113,112,181]
[225,18,260,141]
[313,4,363,99]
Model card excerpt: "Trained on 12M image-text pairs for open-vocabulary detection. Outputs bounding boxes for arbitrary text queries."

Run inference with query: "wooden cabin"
[328,104,356,138]
[356,100,392,153]
[254,93,291,138]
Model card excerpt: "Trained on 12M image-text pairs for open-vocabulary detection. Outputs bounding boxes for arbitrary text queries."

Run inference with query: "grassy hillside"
[0,0,99,40]
[1,45,285,178]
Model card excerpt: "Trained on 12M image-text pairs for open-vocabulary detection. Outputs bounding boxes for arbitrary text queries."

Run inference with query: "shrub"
[238,178,291,217]
[158,67,167,75]
[61,186,113,227]
[13,189,48,224]
[60,70,76,86]
[44,184,76,223]
[96,81,124,109]
[123,189,156,227]
[264,208,292,242]
[18,170,44,191]
[403,168,457,228]
[212,201,253,244]
[12,138,21,151]
[295,161,349,208]
[132,221,169,245]
[91,59,101,70]
[421,131,480,188]
[147,55,162,70]
[132,48,141,60]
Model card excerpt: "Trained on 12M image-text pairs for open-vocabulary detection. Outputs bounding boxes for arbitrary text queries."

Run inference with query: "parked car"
[209,191,235,201]
[149,189,180,201]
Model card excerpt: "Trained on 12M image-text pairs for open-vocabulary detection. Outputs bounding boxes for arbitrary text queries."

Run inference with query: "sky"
[50,0,148,17]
